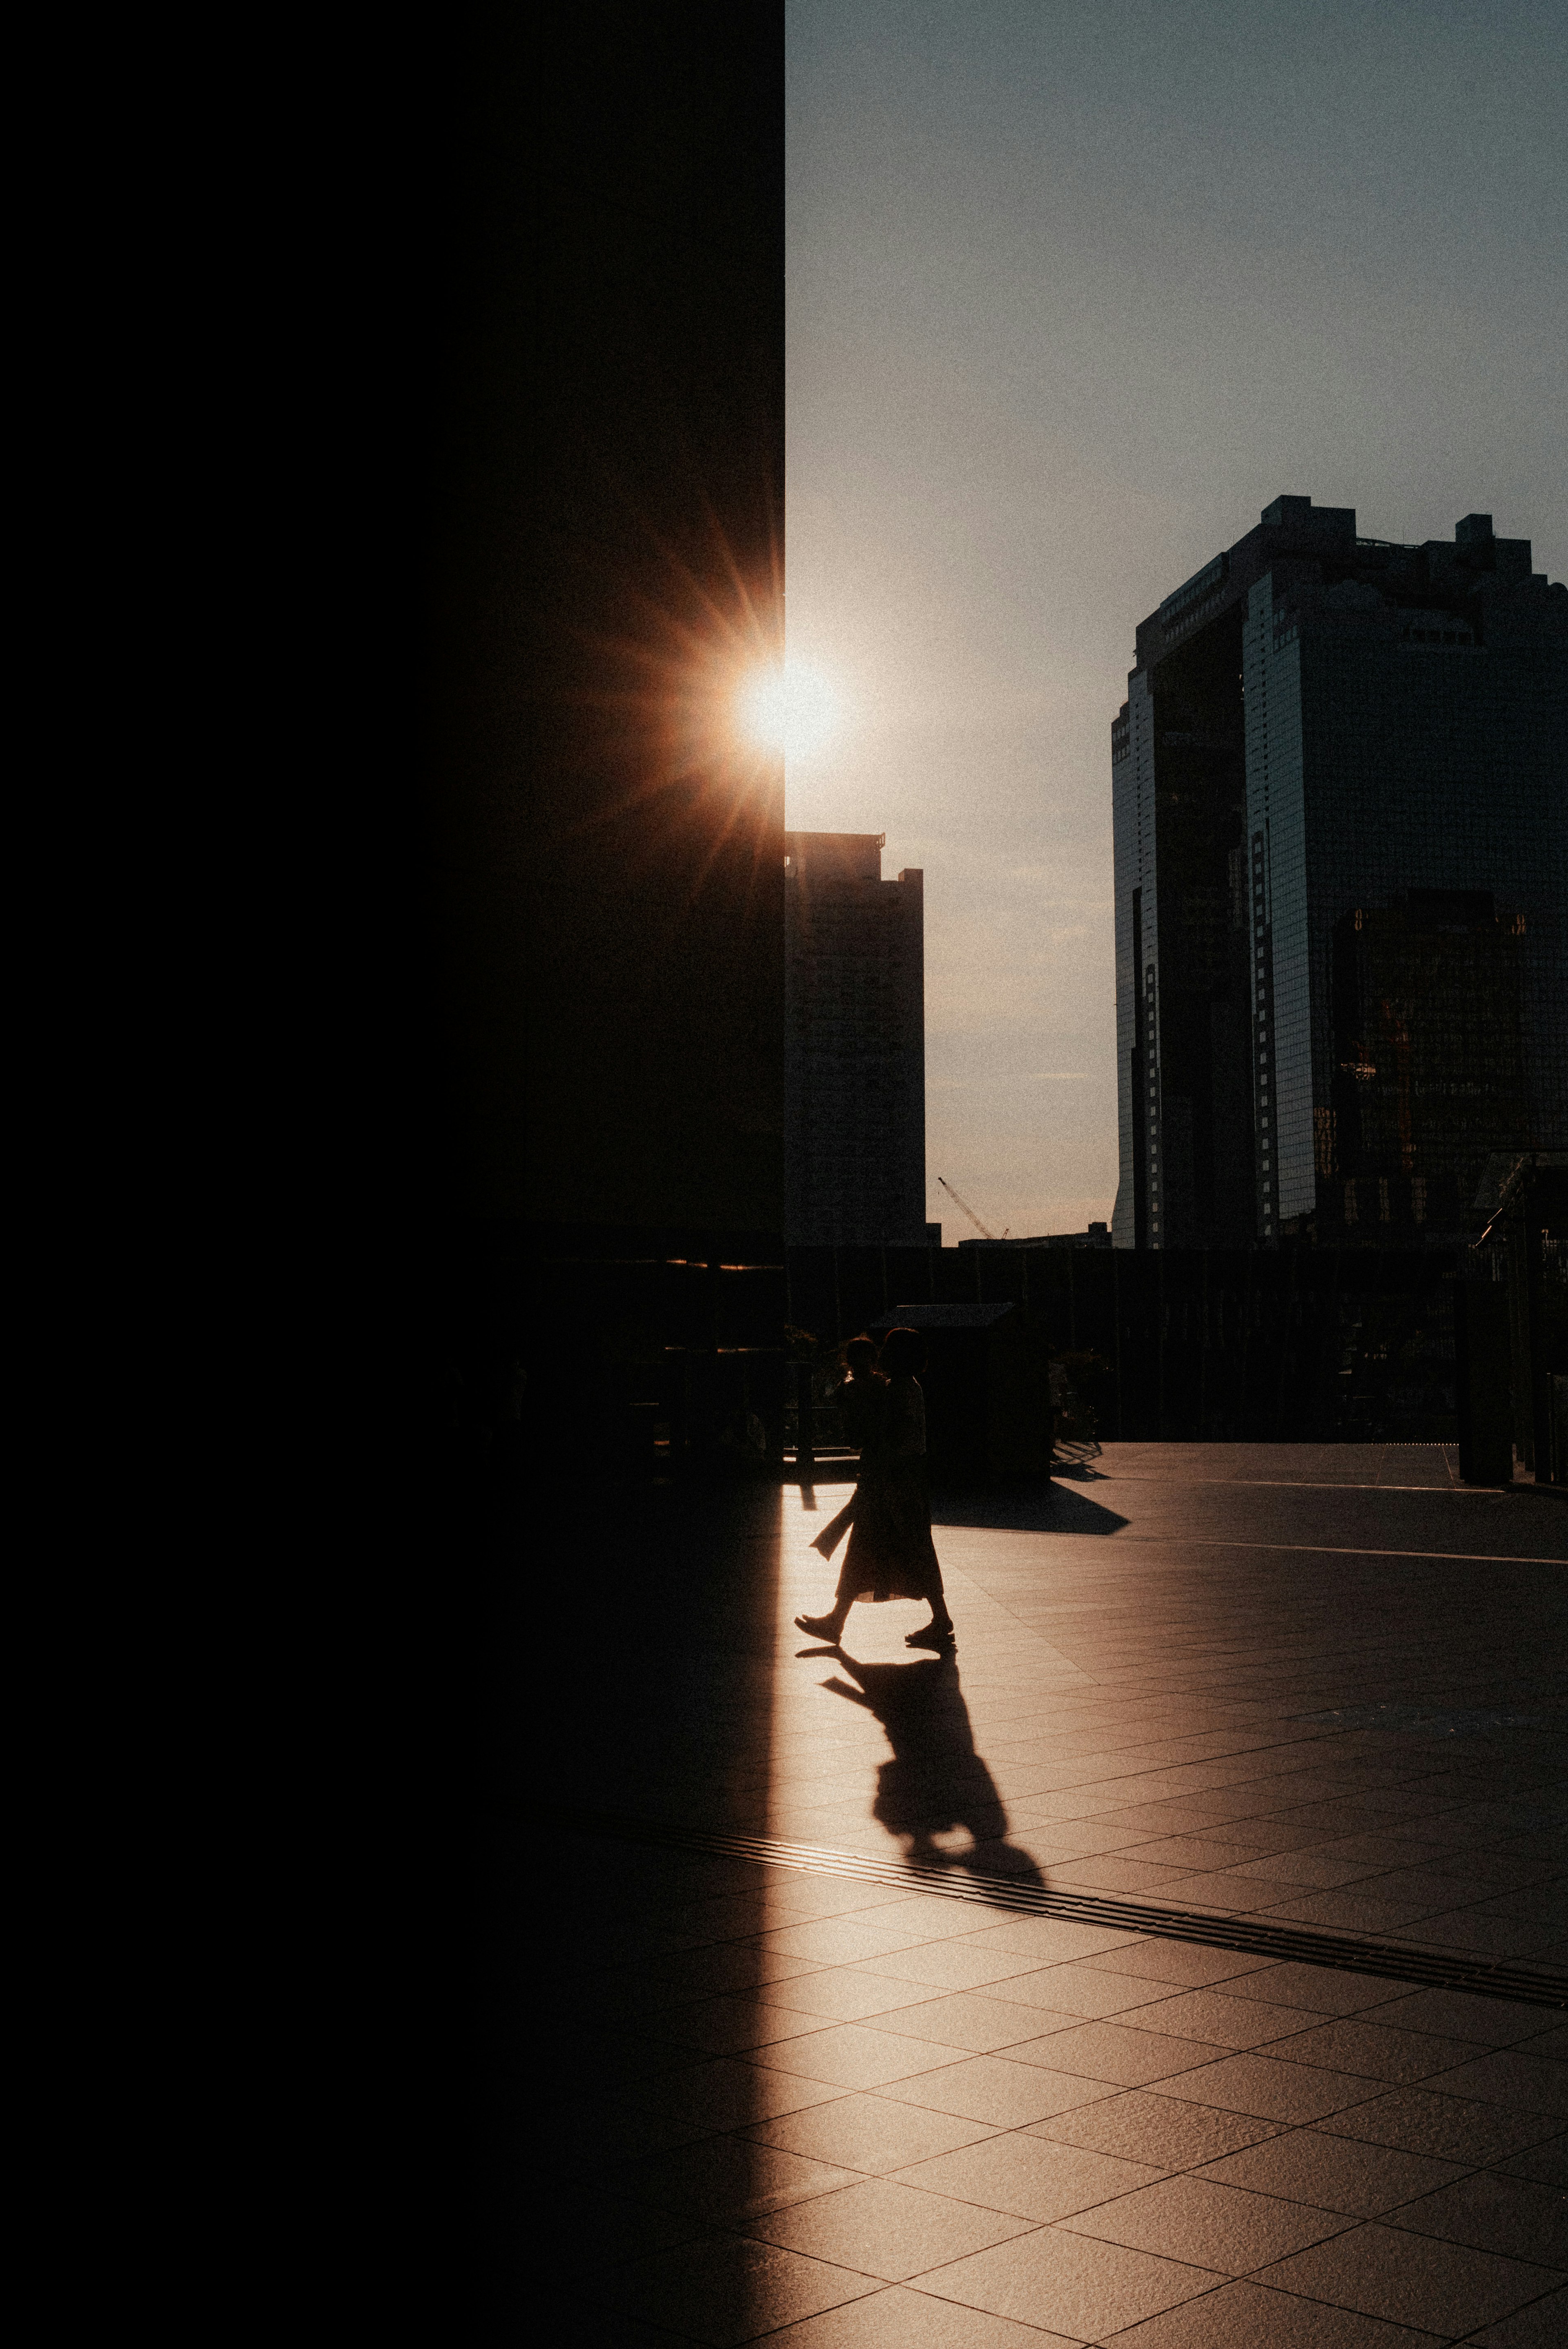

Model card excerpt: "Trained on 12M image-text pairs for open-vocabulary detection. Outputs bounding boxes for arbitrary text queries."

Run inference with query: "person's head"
[843,1336,878,1376]
[877,1327,926,1378]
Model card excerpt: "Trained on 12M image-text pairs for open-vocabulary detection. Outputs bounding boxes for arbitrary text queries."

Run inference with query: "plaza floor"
[513,1445,1568,2346]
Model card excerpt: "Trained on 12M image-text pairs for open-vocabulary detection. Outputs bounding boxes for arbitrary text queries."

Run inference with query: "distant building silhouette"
[785,832,927,1245]
[1111,496,1567,1249]
[1004,1223,1112,1251]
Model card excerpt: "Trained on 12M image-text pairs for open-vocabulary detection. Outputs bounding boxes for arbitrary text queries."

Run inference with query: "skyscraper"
[1111,497,1567,1249]
[785,833,927,1245]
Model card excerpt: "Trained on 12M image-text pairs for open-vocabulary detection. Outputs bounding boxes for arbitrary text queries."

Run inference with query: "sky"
[784,0,1568,1241]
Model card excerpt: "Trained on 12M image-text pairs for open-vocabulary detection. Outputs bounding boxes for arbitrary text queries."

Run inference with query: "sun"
[736,657,840,764]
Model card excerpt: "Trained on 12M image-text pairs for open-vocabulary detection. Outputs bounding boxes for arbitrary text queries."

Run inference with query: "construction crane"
[937,1175,1009,1242]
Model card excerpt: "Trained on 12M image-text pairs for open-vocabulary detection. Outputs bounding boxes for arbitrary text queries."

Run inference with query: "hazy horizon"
[785,0,1566,1240]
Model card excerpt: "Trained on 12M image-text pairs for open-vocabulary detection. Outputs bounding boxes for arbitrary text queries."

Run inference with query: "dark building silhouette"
[420,8,788,1470]
[785,832,927,1245]
[1111,496,1567,1249]
[1329,893,1531,1238]
[430,13,785,1242]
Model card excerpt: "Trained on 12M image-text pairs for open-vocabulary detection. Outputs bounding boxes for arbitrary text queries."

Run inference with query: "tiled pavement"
[514,1445,1568,2344]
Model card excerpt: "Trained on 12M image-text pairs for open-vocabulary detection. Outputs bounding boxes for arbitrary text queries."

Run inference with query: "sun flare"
[736,658,840,764]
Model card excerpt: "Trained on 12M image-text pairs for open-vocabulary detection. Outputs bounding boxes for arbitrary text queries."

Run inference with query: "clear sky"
[784,0,1567,1241]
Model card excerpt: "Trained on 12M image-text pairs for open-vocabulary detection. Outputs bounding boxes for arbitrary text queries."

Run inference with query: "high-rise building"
[785,833,927,1245]
[1111,497,1567,1249]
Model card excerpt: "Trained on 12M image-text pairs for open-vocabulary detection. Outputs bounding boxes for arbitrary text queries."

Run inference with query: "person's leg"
[795,1545,862,1643]
[905,1532,953,1645]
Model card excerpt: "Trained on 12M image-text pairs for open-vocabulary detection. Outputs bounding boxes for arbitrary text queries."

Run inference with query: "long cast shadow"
[815,1644,1045,1886]
[931,1475,1130,1536]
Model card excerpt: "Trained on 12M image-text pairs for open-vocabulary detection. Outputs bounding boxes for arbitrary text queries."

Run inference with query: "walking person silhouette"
[796,1326,956,1652]
[809,1336,882,1560]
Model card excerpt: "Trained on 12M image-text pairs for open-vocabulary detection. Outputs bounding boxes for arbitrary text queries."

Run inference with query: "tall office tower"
[785,833,927,1245]
[1111,496,1567,1249]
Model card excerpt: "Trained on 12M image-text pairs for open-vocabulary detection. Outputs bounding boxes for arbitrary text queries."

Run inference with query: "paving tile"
[764,1877,925,1922]
[666,1890,817,1944]
[861,1990,1080,2054]
[764,2282,1081,2346]
[879,2055,1116,2129]
[1091,1804,1290,1841]
[849,1944,1048,1993]
[1058,2171,1350,2272]
[1463,2283,1568,2344]
[1421,2048,1568,2116]
[1030,2089,1283,2171]
[641,1943,828,1999]
[1002,2018,1232,2088]
[1155,2052,1379,2124]
[1195,2128,1464,2216]
[538,2186,716,2268]
[1101,2275,1446,2345]
[1123,1986,1321,2049]
[545,2023,709,2091]
[757,1917,953,1965]
[1227,1850,1399,1890]
[1387,2170,1568,2267]
[747,2176,1036,2282]
[770,1970,962,2024]
[744,2093,1001,2175]
[1015,1787,1129,1821]
[592,2230,880,2345]
[1365,1988,1559,2046]
[967,1961,1162,2019]
[559,2060,846,2171]
[658,1995,854,2055]
[1206,1963,1407,2016]
[1254,1891,1447,1933]
[1254,2222,1563,2335]
[843,1895,1036,1944]
[1119,1835,1291,1872]
[1493,2133,1568,2187]
[1321,2086,1565,2165]
[620,2135,866,2220]
[956,1916,1147,1964]
[918,2222,1220,2336]
[1049,1856,1205,1895]
[1410,1913,1564,1957]
[1455,1887,1568,1928]
[1083,1938,1280,1988]
[1269,2018,1483,2085]
[752,2024,970,2092]
[1002,1819,1149,1857]
[894,2133,1164,2222]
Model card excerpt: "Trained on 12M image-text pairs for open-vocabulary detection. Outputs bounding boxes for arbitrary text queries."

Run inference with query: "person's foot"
[809,1533,835,1557]
[795,1612,842,1642]
[906,1621,955,1650]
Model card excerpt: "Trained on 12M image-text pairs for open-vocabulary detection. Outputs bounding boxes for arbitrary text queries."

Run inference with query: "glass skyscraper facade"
[1112,496,1566,1249]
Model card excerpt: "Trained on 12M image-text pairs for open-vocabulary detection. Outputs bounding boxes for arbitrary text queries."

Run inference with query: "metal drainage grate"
[558,1809,1568,2011]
